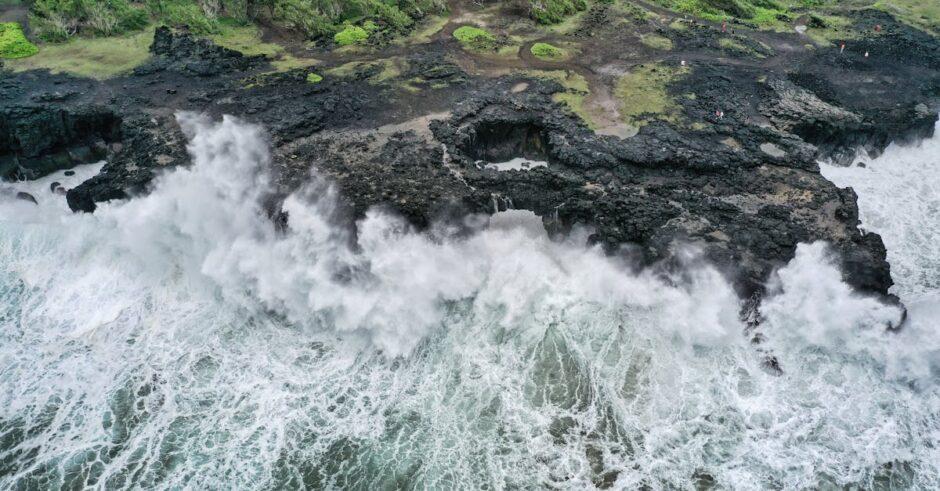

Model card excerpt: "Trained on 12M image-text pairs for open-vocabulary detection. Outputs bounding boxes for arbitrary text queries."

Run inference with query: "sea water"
[0,113,937,489]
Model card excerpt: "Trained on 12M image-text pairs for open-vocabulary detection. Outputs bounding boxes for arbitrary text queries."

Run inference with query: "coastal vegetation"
[26,0,448,42]
[452,25,497,50]
[0,22,38,58]
[530,41,564,59]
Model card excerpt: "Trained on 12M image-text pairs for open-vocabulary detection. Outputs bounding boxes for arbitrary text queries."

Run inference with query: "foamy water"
[0,114,937,489]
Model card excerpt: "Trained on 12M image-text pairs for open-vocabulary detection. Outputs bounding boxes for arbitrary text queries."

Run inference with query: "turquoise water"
[1,114,937,489]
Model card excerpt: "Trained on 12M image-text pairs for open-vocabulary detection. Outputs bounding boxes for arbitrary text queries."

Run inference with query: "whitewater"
[0,113,937,489]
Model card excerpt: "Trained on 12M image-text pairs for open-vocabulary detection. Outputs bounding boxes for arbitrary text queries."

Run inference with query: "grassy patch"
[334,24,369,46]
[306,72,323,83]
[453,25,497,49]
[325,58,405,84]
[270,55,318,71]
[530,42,565,60]
[616,1,657,22]
[396,14,449,45]
[797,13,854,45]
[669,19,690,30]
[209,19,316,72]
[210,20,283,57]
[0,22,38,59]
[6,26,154,78]
[873,0,940,33]
[517,69,597,126]
[641,34,673,50]
[615,63,689,127]
[718,36,768,56]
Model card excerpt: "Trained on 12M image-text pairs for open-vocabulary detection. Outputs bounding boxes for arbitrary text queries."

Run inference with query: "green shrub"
[334,24,369,45]
[0,22,39,58]
[147,0,219,34]
[453,25,496,50]
[306,72,323,83]
[271,0,336,38]
[529,0,587,25]
[30,0,149,40]
[530,42,563,59]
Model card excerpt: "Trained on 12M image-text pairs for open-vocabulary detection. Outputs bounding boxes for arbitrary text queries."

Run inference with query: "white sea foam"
[0,114,937,489]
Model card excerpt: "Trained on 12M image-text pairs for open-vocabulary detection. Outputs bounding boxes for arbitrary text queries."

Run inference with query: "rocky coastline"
[2,5,939,308]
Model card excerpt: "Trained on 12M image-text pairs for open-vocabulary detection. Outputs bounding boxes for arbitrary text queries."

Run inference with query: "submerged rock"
[15,191,36,204]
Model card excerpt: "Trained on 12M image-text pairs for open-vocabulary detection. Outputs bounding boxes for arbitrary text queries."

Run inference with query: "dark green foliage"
[147,0,219,34]
[26,0,446,42]
[30,0,149,41]
[529,0,587,25]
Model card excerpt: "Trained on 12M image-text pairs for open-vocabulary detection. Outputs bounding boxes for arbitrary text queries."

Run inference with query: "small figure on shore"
[874,24,882,32]
[840,42,846,54]
[721,21,727,33]
[865,51,869,58]
[681,60,686,67]
[715,110,724,119]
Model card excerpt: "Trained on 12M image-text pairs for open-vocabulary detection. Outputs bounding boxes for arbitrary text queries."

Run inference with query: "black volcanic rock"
[3,19,938,303]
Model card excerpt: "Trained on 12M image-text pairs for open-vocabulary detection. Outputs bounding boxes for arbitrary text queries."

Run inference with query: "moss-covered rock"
[0,22,38,59]
[306,72,323,83]
[615,63,689,127]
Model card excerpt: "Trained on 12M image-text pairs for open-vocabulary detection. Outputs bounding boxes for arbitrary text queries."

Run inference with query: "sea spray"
[0,114,937,489]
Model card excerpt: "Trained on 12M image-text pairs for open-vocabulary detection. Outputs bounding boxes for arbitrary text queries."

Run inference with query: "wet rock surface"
[2,9,938,300]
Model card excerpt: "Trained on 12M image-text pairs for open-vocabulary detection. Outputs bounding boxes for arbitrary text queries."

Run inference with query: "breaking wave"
[0,114,937,489]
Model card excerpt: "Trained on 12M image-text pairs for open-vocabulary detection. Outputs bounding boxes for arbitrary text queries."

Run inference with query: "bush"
[0,22,39,58]
[530,42,563,59]
[529,0,586,25]
[334,24,368,45]
[30,0,149,40]
[452,25,496,50]
[147,0,219,34]
[271,0,335,38]
[306,72,322,83]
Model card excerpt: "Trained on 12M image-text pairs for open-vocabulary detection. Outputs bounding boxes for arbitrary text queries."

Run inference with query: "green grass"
[306,72,323,83]
[0,22,38,59]
[453,25,497,50]
[517,69,597,126]
[325,58,405,84]
[530,42,565,60]
[641,34,674,50]
[210,20,283,58]
[395,14,449,45]
[334,24,369,46]
[718,36,768,56]
[872,0,939,34]
[210,19,317,71]
[615,63,689,127]
[5,26,154,78]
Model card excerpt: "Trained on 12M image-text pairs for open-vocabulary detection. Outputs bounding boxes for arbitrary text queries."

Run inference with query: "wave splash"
[0,114,937,489]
